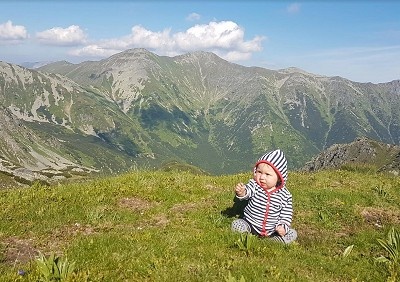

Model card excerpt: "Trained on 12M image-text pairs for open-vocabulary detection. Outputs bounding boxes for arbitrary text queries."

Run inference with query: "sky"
[1,1,400,84]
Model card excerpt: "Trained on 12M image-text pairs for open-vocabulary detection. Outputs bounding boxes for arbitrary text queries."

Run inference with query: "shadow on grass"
[221,196,248,218]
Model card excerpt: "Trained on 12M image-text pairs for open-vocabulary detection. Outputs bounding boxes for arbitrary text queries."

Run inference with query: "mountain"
[301,137,400,175]
[20,61,55,69]
[1,48,400,184]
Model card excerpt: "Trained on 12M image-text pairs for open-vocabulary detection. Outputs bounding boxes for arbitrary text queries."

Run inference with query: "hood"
[254,149,288,190]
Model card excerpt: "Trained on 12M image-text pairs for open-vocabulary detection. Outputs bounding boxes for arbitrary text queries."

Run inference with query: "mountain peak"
[110,48,154,58]
[278,67,321,77]
[174,51,228,63]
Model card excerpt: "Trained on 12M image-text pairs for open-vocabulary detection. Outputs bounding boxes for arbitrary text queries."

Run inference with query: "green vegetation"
[36,252,75,281]
[0,169,399,281]
[159,161,208,175]
[376,227,400,281]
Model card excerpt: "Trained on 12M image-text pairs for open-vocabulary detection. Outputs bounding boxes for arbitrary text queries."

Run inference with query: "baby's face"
[254,162,278,189]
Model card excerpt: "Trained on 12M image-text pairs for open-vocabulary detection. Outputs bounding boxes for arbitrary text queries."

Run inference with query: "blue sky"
[1,1,399,83]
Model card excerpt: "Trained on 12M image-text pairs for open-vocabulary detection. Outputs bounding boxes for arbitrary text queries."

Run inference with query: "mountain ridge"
[1,48,399,186]
[301,137,400,175]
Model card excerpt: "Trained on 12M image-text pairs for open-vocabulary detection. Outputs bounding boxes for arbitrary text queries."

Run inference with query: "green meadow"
[0,166,399,281]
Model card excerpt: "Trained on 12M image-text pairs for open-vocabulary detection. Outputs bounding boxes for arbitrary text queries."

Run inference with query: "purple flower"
[18,269,26,276]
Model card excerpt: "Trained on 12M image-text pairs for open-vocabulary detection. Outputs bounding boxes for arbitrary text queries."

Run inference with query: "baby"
[231,149,297,243]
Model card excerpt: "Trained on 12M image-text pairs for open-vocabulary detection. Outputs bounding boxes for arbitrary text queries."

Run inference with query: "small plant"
[265,265,282,279]
[235,233,256,255]
[86,206,107,224]
[375,227,400,282]
[225,271,246,282]
[36,252,75,281]
[342,245,354,258]
[373,186,394,202]
[318,211,328,221]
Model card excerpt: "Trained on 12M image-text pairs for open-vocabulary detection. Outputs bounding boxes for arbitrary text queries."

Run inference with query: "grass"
[0,168,399,281]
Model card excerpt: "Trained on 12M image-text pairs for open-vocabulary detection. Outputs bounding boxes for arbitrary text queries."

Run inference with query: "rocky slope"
[301,137,400,175]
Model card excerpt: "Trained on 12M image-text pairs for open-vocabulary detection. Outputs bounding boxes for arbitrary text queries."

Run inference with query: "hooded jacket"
[237,149,293,236]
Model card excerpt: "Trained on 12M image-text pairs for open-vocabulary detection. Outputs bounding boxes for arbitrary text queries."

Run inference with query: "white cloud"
[186,13,201,21]
[176,21,245,50]
[68,44,120,58]
[70,21,265,62]
[36,25,87,46]
[128,25,175,49]
[223,50,252,61]
[0,20,28,40]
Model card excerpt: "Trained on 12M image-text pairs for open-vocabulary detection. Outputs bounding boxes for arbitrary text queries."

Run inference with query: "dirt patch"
[152,214,170,228]
[171,202,197,213]
[31,223,97,254]
[1,223,98,266]
[1,236,37,265]
[171,198,215,214]
[51,223,96,241]
[204,184,223,191]
[360,207,400,227]
[118,197,158,212]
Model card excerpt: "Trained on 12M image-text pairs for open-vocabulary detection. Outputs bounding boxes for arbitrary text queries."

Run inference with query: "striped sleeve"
[277,189,293,232]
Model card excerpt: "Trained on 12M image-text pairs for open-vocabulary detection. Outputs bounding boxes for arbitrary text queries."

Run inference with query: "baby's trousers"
[231,218,297,244]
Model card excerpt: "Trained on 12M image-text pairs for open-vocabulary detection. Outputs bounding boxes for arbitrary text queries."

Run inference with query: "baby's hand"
[235,183,246,197]
[275,225,286,236]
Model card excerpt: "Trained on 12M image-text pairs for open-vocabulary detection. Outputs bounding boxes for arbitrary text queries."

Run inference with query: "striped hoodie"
[237,149,293,237]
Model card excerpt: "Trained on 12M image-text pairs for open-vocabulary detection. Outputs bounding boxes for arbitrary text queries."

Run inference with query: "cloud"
[68,44,121,58]
[176,21,246,50]
[224,50,252,61]
[36,25,87,46]
[186,13,201,21]
[0,20,28,41]
[287,3,301,14]
[70,21,265,62]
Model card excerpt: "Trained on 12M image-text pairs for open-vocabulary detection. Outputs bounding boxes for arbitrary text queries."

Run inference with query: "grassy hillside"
[0,167,399,281]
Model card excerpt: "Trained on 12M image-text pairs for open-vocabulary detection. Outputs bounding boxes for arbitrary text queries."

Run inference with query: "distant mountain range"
[1,48,399,185]
[20,61,55,69]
